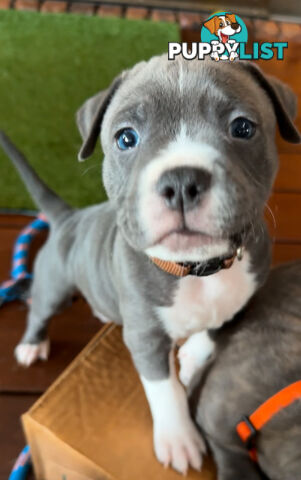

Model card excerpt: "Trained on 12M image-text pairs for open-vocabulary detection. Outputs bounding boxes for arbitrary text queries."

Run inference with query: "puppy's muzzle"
[156,167,211,212]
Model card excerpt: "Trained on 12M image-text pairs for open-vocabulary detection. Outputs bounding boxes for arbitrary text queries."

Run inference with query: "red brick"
[40,0,67,12]
[70,1,94,15]
[15,0,38,10]
[97,4,122,18]
[0,0,10,9]
[150,8,176,23]
[126,6,148,20]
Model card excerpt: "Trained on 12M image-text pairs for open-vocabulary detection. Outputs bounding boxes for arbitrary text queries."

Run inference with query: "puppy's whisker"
[80,164,100,176]
[264,203,277,229]
[242,168,266,191]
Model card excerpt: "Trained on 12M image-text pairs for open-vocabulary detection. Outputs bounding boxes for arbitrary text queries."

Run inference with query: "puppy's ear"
[226,13,236,23]
[204,16,218,34]
[241,62,300,143]
[76,74,123,161]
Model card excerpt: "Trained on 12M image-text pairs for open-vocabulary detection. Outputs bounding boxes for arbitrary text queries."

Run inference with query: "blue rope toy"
[8,446,31,480]
[0,213,49,306]
[1,214,49,479]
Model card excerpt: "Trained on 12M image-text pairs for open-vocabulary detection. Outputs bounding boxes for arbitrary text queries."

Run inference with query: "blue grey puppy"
[0,55,299,474]
[193,260,301,480]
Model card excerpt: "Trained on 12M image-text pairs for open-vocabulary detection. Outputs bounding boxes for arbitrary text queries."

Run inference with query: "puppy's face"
[77,56,299,262]
[204,14,241,43]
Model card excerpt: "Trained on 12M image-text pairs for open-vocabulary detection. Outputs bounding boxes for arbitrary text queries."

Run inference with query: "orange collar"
[237,380,301,462]
[150,247,243,278]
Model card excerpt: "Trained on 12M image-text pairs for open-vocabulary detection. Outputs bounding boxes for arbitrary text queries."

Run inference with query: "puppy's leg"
[178,331,215,387]
[210,442,262,480]
[124,326,206,474]
[141,352,206,474]
[15,247,74,366]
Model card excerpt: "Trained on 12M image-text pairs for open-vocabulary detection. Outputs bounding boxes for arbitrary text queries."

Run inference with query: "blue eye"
[116,128,139,150]
[231,117,256,139]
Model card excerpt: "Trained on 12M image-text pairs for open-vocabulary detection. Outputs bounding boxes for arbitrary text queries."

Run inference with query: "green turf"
[0,10,179,209]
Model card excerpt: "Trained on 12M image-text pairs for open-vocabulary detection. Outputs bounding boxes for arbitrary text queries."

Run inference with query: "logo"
[201,12,247,62]
[168,12,287,62]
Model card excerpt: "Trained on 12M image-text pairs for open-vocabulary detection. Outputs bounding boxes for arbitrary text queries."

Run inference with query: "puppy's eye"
[219,22,223,27]
[116,128,139,150]
[230,117,256,139]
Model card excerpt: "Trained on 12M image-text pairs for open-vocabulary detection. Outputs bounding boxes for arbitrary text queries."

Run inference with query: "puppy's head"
[204,14,241,42]
[76,56,300,262]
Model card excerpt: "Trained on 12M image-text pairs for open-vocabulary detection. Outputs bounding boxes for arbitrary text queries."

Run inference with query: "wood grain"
[274,154,301,193]
[272,243,301,265]
[266,193,301,242]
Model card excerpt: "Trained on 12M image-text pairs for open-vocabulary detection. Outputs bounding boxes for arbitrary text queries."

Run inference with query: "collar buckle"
[239,415,258,450]
[236,246,244,261]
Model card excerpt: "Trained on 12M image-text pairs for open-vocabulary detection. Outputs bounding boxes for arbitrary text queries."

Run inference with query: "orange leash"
[236,380,301,462]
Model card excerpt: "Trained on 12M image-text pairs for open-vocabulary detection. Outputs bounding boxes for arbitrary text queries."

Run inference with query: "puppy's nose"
[157,167,211,211]
[232,22,240,30]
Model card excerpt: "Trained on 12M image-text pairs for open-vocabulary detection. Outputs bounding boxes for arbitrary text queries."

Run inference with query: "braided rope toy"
[0,213,49,306]
[0,215,49,478]
[8,446,31,480]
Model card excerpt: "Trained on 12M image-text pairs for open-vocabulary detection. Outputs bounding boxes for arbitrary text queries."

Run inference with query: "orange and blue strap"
[0,213,49,306]
[236,380,301,462]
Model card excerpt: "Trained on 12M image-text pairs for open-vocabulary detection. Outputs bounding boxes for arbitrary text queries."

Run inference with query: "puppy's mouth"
[156,228,225,252]
[220,32,229,43]
[150,224,247,257]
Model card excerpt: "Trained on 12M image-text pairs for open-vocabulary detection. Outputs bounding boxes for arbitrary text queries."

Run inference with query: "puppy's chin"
[145,233,230,263]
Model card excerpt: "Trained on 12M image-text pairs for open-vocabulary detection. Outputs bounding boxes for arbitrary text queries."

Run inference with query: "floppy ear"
[204,16,218,34]
[76,75,123,161]
[226,13,236,23]
[241,62,300,143]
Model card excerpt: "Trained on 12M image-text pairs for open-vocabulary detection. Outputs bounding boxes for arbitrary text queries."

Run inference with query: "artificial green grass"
[0,10,179,210]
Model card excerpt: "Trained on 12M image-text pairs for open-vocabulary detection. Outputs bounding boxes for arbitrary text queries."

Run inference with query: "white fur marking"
[92,309,112,323]
[157,252,256,340]
[178,331,215,387]
[15,339,50,367]
[178,58,184,94]
[139,125,221,246]
[141,353,205,474]
[146,239,229,263]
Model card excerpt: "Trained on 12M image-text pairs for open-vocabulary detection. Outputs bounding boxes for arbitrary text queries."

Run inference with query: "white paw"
[154,416,205,474]
[141,371,206,475]
[211,52,220,62]
[178,348,200,387]
[229,51,238,62]
[15,339,50,367]
[178,331,215,387]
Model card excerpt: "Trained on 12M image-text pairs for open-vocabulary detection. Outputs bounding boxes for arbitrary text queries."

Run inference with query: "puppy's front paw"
[15,339,50,367]
[178,347,200,387]
[178,332,215,387]
[154,415,206,474]
[229,51,238,62]
[211,52,220,62]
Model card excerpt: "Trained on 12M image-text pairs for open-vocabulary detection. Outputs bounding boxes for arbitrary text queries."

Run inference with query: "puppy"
[193,261,301,480]
[0,56,299,474]
[204,13,242,44]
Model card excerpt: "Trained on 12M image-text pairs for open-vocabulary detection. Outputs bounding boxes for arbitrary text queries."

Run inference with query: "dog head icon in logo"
[204,13,241,43]
[201,12,248,61]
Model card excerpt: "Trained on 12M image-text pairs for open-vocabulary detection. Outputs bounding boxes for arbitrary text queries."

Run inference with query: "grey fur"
[193,261,301,480]
[0,55,299,385]
[0,132,70,223]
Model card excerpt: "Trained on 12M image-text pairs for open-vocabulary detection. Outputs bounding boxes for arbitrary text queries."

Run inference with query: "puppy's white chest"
[157,253,256,340]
